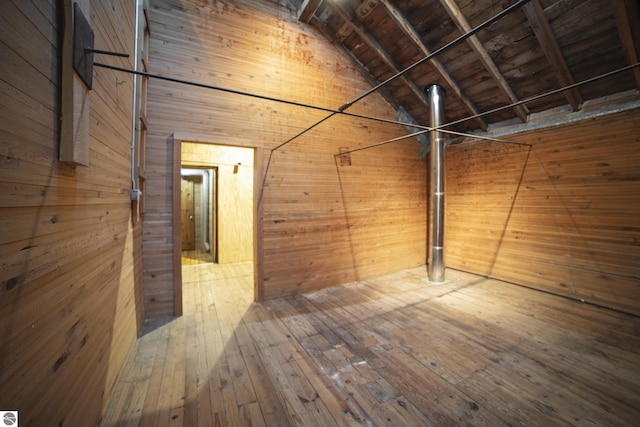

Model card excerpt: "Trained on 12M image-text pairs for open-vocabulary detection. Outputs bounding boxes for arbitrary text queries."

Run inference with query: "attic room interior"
[1,0,639,425]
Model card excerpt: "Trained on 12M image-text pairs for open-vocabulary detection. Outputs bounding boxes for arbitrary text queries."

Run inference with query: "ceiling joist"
[298,0,322,23]
[331,2,436,116]
[438,0,529,123]
[523,0,583,111]
[378,0,488,131]
[613,0,640,89]
[292,0,636,136]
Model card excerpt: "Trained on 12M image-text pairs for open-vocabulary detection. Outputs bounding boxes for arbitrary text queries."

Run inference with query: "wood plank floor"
[101,263,640,426]
[181,250,214,265]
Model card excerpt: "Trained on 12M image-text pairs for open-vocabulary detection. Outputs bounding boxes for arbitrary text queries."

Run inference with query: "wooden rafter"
[330,34,403,111]
[378,0,488,131]
[297,0,323,24]
[439,0,529,123]
[523,0,583,111]
[308,14,403,112]
[613,0,640,89]
[331,2,435,116]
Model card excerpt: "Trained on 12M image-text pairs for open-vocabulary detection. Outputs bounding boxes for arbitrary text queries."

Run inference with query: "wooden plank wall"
[143,0,426,315]
[0,0,144,425]
[447,109,640,315]
[182,142,254,264]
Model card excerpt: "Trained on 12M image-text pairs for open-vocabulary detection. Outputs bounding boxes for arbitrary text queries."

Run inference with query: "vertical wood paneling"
[143,0,426,313]
[447,110,640,314]
[0,0,143,424]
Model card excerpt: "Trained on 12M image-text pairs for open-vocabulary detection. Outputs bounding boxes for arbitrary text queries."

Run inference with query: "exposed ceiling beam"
[331,2,435,119]
[308,14,433,147]
[313,18,402,110]
[289,17,430,153]
[354,0,378,20]
[523,0,583,111]
[613,0,640,89]
[297,0,323,23]
[438,0,529,123]
[378,0,488,131]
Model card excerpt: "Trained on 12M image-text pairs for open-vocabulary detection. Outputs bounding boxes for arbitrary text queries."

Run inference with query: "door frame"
[171,133,265,316]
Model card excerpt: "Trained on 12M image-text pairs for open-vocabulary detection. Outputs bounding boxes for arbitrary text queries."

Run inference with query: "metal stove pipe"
[427,85,446,283]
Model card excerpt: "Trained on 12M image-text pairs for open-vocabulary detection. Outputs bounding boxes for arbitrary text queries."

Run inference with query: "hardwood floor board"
[458,278,640,350]
[181,250,213,265]
[371,309,486,385]
[299,270,640,426]
[101,370,142,426]
[329,282,487,385]
[246,302,342,426]
[314,338,426,426]
[449,287,640,384]
[302,287,392,353]
[290,295,359,351]
[182,312,199,427]
[102,263,640,426]
[334,361,434,427]
[148,317,185,427]
[193,297,217,426]
[469,359,628,426]
[232,321,289,426]
[123,323,171,424]
[364,280,636,423]
[215,309,259,408]
[239,401,266,427]
[291,336,371,427]
[293,284,500,426]
[413,292,640,425]
[456,368,569,427]
[292,291,453,426]
[312,308,489,425]
[444,287,640,386]
[274,297,409,426]
[258,300,359,420]
[198,279,234,426]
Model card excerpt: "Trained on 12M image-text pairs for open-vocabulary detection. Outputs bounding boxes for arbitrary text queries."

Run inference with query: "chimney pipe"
[426,85,446,284]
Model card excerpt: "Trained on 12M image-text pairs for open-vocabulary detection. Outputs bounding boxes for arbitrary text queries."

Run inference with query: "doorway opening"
[172,135,265,316]
[181,168,218,265]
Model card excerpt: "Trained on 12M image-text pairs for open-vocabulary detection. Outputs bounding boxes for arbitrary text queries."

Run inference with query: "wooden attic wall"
[0,1,144,425]
[446,108,640,315]
[143,0,426,316]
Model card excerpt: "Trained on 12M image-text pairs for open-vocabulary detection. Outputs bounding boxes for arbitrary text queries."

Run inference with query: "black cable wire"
[341,62,640,155]
[96,0,531,151]
[93,61,505,207]
[94,62,341,114]
[271,0,532,152]
[94,3,636,207]
[94,62,518,149]
[444,62,640,130]
[94,62,429,132]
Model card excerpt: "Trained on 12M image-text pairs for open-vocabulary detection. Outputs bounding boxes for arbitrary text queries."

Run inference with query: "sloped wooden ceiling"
[288,0,640,134]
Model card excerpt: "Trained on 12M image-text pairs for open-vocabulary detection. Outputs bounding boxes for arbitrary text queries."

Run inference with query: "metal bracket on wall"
[338,147,352,166]
[72,2,129,90]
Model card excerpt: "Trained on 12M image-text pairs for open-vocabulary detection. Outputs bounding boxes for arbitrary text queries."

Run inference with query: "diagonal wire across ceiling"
[292,0,640,136]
